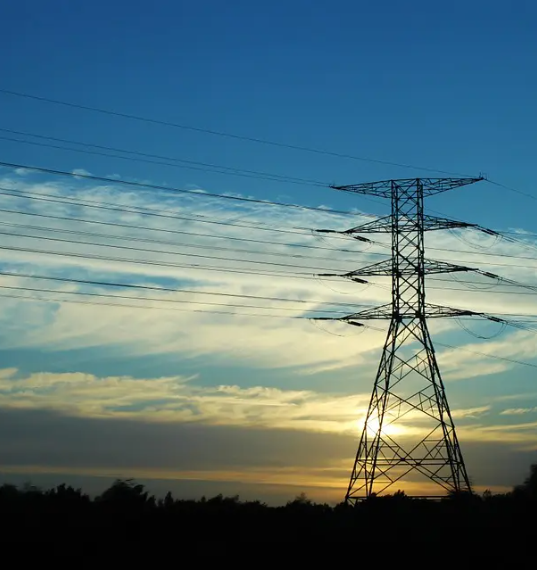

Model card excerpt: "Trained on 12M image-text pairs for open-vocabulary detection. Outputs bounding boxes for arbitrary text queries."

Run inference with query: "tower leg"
[345,318,472,503]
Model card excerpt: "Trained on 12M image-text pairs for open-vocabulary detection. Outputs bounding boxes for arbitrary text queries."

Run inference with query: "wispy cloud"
[500,407,537,415]
[451,405,491,419]
[0,367,520,447]
[0,170,536,381]
[0,367,373,434]
[72,168,92,177]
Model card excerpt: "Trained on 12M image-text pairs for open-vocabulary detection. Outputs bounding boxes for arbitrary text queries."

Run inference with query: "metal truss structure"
[319,176,485,503]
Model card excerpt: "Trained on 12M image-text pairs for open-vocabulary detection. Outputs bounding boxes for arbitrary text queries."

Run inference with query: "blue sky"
[0,0,536,502]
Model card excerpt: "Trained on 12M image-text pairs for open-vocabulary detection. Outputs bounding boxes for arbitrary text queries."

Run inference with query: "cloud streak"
[0,168,536,381]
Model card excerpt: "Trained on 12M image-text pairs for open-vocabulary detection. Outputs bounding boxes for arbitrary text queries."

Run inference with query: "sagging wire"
[447,226,500,251]
[450,271,501,291]
[454,317,507,339]
[311,228,372,246]
[499,232,537,258]
[503,319,537,334]
[308,316,366,337]
[314,272,356,295]
[313,271,374,295]
[477,269,537,296]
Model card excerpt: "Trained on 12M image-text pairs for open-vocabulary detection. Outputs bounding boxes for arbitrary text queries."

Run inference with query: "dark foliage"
[1,466,537,557]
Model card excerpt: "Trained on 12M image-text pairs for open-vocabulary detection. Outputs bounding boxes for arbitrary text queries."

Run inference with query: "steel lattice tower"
[317,176,485,502]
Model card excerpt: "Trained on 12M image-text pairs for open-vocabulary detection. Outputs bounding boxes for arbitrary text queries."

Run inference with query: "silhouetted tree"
[97,478,155,509]
[514,463,537,500]
[286,492,312,507]
[0,463,536,548]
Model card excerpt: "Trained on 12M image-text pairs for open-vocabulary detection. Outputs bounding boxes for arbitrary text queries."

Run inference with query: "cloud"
[493,392,537,402]
[0,367,516,448]
[0,367,374,434]
[0,171,400,374]
[436,330,537,382]
[72,168,92,177]
[458,420,537,449]
[0,168,535,382]
[1,166,537,485]
[0,406,359,503]
[451,405,491,419]
[500,407,537,415]
[0,407,530,502]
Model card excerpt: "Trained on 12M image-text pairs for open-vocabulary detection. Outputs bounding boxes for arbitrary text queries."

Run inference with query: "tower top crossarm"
[331,176,484,198]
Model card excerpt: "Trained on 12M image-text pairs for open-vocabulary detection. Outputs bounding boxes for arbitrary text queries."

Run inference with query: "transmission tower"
[316,176,487,503]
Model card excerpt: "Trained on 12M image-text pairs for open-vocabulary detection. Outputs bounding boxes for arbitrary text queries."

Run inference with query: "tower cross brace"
[325,176,483,503]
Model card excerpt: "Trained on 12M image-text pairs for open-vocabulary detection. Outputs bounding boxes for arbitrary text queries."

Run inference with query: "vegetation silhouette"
[1,465,536,548]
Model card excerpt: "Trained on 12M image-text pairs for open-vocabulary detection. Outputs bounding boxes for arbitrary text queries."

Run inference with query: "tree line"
[1,464,536,547]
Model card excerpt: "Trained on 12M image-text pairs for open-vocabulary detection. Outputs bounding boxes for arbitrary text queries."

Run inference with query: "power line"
[502,230,537,237]
[0,218,362,265]
[2,271,535,338]
[372,238,537,271]
[2,281,536,371]
[12,221,536,299]
[6,226,536,307]
[0,185,364,242]
[426,244,537,264]
[8,184,537,269]
[7,186,537,276]
[0,269,368,308]
[0,187,351,240]
[0,205,360,255]
[7,227,537,299]
[0,244,393,298]
[0,129,327,188]
[435,340,537,370]
[25,216,523,277]
[417,284,537,296]
[0,283,353,315]
[0,287,306,319]
[0,160,358,217]
[4,161,537,310]
[363,321,537,370]
[487,179,537,203]
[5,188,537,276]
[0,88,471,176]
[424,178,537,236]
[0,228,349,273]
[11,189,537,275]
[0,242,345,281]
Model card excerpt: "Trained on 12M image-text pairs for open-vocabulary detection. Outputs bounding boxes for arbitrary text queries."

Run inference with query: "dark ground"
[1,474,537,561]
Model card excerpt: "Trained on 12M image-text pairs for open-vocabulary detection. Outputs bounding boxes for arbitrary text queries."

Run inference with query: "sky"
[0,0,536,503]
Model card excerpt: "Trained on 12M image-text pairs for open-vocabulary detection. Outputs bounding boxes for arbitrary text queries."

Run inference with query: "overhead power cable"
[0,187,355,240]
[0,269,369,308]
[7,182,537,267]
[435,339,537,370]
[0,219,362,265]
[5,189,537,275]
[8,184,537,270]
[487,179,537,203]
[2,283,536,370]
[0,89,470,176]
[6,187,537,274]
[356,323,537,370]
[0,129,327,187]
[0,228,349,273]
[0,160,359,217]
[0,283,353,315]
[0,205,362,255]
[0,242,349,281]
[0,287,307,319]
[3,230,535,298]
[371,237,537,271]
